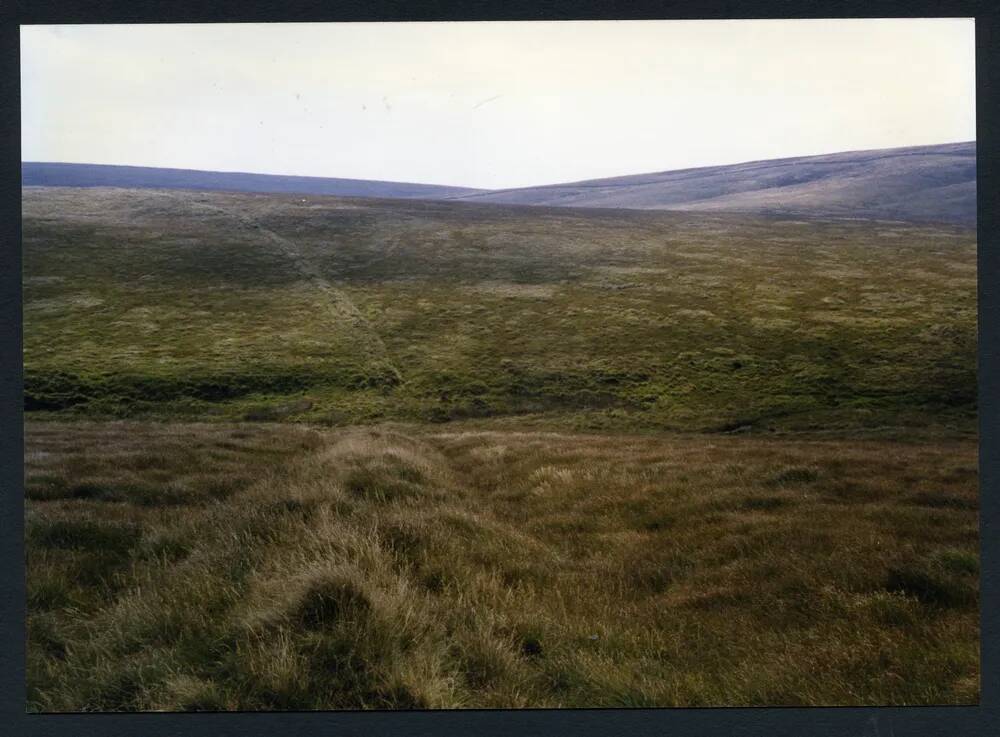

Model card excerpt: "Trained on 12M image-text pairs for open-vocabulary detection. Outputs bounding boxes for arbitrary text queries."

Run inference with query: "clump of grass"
[906,490,978,510]
[135,532,193,563]
[934,549,979,575]
[291,570,373,630]
[852,591,921,628]
[27,518,141,554]
[343,462,426,503]
[823,479,882,503]
[741,494,794,511]
[885,558,978,609]
[765,465,820,487]
[243,398,314,422]
[161,676,228,711]
[622,546,696,595]
[28,614,68,659]
[24,474,70,501]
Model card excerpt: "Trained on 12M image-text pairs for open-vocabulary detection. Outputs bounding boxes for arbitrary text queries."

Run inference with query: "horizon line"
[21,139,976,193]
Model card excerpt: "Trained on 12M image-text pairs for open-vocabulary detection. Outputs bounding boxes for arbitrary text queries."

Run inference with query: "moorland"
[22,145,979,709]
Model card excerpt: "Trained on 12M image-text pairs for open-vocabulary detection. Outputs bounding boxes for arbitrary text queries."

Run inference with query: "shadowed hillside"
[22,162,484,200]
[451,142,976,226]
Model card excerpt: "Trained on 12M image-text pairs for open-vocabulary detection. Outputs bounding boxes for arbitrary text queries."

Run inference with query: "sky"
[21,19,976,190]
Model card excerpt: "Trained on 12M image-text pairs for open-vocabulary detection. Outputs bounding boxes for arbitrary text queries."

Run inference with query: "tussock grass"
[25,421,979,709]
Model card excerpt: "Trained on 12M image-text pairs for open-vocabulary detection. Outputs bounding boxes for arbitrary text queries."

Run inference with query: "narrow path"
[158,190,400,376]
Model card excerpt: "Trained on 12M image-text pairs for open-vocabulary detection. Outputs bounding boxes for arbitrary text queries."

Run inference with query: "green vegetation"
[23,187,976,435]
[22,187,979,708]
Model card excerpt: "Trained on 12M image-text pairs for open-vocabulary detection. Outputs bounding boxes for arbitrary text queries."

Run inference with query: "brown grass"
[25,420,979,710]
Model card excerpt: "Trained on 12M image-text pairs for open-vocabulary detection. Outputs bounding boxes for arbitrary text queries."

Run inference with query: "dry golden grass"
[26,420,979,710]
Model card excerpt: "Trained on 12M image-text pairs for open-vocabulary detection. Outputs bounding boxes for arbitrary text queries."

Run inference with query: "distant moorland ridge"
[21,162,485,200]
[24,141,976,225]
[450,142,976,226]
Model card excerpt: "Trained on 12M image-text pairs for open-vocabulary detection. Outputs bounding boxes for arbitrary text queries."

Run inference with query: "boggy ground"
[25,420,979,710]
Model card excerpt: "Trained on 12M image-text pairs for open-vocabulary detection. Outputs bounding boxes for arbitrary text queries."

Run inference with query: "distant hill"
[450,142,976,226]
[21,162,484,200]
[23,142,976,225]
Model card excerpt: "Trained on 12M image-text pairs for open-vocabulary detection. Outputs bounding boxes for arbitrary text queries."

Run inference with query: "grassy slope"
[22,186,979,709]
[26,421,978,710]
[23,187,976,436]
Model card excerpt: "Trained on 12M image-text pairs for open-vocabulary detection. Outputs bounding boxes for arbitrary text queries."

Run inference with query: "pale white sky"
[21,20,976,189]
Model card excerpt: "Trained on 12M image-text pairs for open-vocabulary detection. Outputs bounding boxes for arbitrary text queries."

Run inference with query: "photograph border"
[2,1,997,735]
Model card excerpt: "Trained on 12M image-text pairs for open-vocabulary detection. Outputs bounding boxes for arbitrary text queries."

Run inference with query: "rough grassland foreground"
[26,422,978,709]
